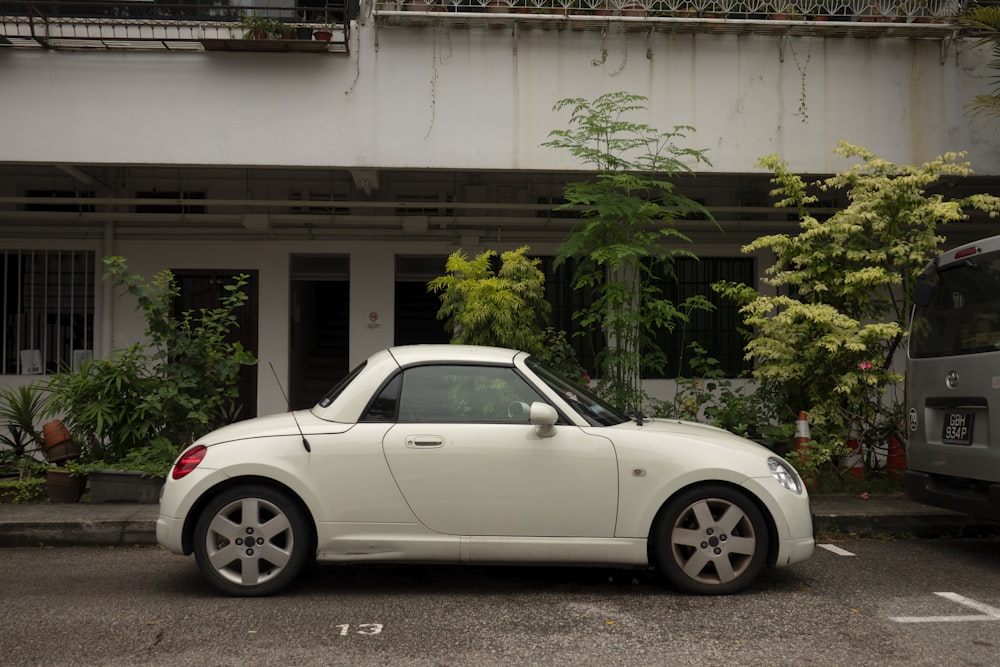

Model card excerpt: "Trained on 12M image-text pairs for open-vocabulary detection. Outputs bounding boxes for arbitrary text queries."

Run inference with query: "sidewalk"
[0,495,996,548]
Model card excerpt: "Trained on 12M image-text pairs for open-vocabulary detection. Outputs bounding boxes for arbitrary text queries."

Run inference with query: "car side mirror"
[530,402,558,438]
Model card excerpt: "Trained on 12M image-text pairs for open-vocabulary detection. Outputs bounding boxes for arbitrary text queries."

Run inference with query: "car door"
[378,363,619,537]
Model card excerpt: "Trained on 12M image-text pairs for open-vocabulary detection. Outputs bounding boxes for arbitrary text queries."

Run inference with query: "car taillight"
[172,445,207,480]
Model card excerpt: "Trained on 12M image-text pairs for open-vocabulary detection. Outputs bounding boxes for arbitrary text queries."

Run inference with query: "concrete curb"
[0,496,996,548]
[0,504,159,547]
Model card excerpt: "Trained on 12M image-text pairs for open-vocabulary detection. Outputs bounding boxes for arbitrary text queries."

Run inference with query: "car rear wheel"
[653,484,768,595]
[193,484,310,597]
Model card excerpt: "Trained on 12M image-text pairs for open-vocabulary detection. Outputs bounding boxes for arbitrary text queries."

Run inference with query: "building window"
[539,257,600,375]
[23,190,95,213]
[135,191,206,214]
[0,250,95,375]
[541,256,753,379]
[394,256,451,346]
[652,257,754,378]
[135,190,205,215]
[395,194,454,217]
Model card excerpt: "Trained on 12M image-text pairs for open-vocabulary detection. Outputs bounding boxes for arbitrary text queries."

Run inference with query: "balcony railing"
[373,0,970,37]
[0,1,350,52]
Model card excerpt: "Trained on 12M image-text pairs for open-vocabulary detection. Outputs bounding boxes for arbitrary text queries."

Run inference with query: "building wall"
[1,17,996,417]
[2,23,997,175]
[107,237,533,414]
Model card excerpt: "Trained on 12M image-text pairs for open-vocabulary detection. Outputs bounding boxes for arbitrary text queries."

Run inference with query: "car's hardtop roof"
[385,344,524,367]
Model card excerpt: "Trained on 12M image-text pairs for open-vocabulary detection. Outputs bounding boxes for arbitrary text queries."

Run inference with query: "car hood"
[196,410,354,447]
[609,417,774,454]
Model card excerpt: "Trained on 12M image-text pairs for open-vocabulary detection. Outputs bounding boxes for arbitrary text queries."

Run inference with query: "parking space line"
[890,592,1000,623]
[817,543,855,557]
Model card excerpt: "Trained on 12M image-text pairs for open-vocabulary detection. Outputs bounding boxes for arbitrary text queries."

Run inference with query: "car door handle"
[406,435,444,449]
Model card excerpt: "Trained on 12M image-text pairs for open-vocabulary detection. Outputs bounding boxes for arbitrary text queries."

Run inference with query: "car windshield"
[526,356,629,427]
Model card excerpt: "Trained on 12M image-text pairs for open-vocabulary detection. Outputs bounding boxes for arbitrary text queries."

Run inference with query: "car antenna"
[270,362,311,453]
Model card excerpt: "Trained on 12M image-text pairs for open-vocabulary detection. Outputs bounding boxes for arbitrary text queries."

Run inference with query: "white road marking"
[891,592,1000,623]
[817,543,855,556]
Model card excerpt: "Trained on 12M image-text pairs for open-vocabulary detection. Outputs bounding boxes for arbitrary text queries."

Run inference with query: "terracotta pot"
[45,469,86,503]
[43,420,71,449]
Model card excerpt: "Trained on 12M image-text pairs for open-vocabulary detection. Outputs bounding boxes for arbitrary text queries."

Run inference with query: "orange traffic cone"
[886,429,906,479]
[794,411,810,450]
[793,411,817,491]
[840,421,864,479]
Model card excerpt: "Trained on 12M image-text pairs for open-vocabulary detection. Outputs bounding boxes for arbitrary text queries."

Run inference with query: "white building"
[1,0,997,416]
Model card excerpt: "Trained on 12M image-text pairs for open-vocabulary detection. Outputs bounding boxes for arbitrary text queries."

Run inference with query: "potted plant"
[87,437,177,504]
[0,383,50,465]
[298,7,335,40]
[45,460,88,503]
[46,348,158,466]
[0,458,46,504]
[239,14,288,39]
[46,258,255,500]
[46,354,172,503]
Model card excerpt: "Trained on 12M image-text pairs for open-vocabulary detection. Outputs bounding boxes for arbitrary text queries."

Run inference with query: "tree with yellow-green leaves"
[428,246,550,356]
[716,142,1000,478]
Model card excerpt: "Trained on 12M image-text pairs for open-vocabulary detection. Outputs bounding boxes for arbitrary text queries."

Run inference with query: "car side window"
[362,373,402,422]
[397,364,545,423]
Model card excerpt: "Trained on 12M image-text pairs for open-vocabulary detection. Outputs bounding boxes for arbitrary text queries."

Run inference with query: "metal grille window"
[135,191,206,214]
[653,257,754,378]
[0,250,96,375]
[540,256,753,378]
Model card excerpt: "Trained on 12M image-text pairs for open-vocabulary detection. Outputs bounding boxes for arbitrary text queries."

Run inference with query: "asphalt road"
[3,537,1000,666]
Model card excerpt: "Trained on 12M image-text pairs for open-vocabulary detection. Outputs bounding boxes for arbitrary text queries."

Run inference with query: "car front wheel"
[653,484,768,595]
[193,484,311,597]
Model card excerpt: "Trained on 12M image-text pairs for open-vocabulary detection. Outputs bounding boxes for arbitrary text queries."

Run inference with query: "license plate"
[942,411,974,445]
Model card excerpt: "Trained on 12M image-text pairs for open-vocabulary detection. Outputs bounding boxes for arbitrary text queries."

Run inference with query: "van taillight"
[172,445,207,480]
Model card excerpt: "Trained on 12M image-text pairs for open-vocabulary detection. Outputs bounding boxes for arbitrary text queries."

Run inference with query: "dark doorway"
[395,256,450,346]
[172,269,259,422]
[289,255,349,410]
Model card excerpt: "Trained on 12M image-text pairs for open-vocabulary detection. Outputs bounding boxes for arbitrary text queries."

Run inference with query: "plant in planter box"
[45,460,88,504]
[88,437,177,504]
[106,437,178,480]
[0,383,50,468]
[46,346,158,465]
[103,257,257,449]
[239,14,288,39]
[47,258,256,470]
[0,458,47,503]
[0,475,46,504]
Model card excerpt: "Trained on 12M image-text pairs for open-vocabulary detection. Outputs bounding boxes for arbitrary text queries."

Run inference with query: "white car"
[157,345,814,596]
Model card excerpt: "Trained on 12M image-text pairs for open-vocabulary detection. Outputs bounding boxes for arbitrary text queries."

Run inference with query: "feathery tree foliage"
[962,6,1000,125]
[542,92,714,412]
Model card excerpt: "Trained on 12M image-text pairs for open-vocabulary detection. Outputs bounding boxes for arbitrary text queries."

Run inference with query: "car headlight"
[768,457,803,495]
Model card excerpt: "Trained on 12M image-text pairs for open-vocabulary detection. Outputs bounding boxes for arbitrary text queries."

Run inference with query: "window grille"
[395,194,454,217]
[135,191,206,214]
[0,250,96,375]
[23,190,95,213]
[541,256,753,378]
[653,257,754,377]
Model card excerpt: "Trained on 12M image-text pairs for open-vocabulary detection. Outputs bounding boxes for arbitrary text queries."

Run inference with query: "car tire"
[193,484,311,597]
[652,484,768,595]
